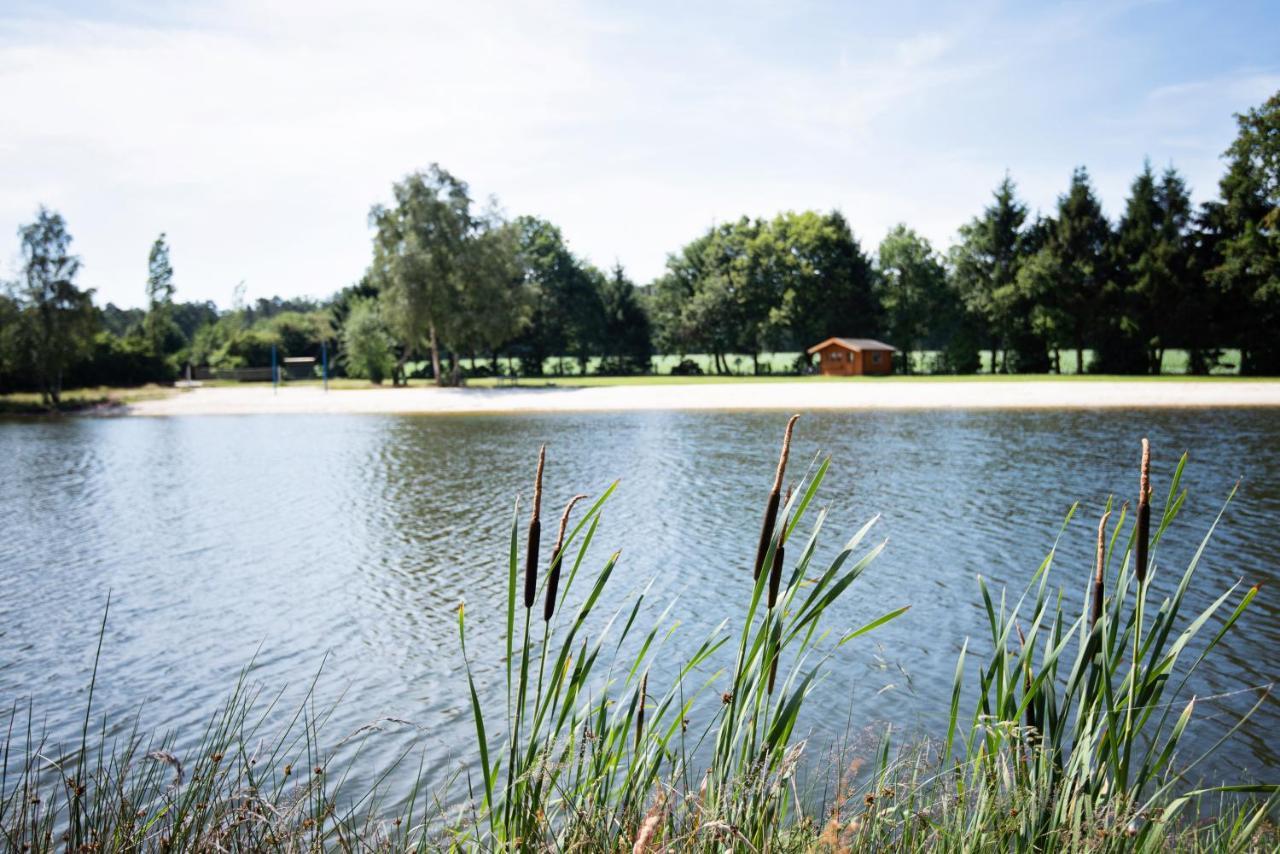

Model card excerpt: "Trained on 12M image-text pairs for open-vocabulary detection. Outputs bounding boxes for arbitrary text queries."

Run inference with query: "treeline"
[2,91,1277,404]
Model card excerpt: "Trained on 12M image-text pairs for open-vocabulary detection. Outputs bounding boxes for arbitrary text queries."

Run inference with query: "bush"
[340,298,394,384]
[669,357,703,375]
[68,332,173,387]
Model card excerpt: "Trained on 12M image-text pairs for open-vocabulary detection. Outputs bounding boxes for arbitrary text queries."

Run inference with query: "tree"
[512,216,601,375]
[144,233,176,356]
[649,221,758,374]
[1108,163,1195,373]
[341,297,395,383]
[1209,90,1280,374]
[877,225,947,373]
[445,215,527,381]
[951,176,1030,371]
[368,165,524,385]
[0,292,22,391]
[13,208,97,406]
[597,264,653,374]
[1048,167,1115,373]
[651,212,875,374]
[763,210,879,353]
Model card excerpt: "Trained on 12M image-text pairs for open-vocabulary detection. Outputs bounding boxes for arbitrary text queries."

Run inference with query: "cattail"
[1136,438,1151,585]
[767,487,793,611]
[1091,509,1112,630]
[754,414,800,581]
[766,487,793,695]
[544,493,588,621]
[524,445,545,610]
[635,671,648,752]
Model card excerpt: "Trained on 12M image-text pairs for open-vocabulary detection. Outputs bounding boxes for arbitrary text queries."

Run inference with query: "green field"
[463,347,1245,381]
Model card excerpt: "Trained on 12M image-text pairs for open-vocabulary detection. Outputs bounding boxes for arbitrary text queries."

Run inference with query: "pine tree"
[1048,167,1114,373]
[597,264,653,375]
[951,175,1030,371]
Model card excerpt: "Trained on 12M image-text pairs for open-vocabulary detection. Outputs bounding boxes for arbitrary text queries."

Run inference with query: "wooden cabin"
[806,338,897,376]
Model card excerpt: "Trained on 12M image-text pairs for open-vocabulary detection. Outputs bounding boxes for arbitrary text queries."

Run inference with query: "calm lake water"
[1,409,1277,804]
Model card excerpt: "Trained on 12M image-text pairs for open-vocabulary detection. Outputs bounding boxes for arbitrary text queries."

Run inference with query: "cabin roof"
[805,337,897,354]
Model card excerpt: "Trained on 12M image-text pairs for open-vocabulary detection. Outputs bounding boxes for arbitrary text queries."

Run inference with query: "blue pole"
[271,344,278,393]
[322,341,329,392]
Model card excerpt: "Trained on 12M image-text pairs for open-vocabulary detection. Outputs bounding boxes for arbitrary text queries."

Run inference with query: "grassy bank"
[0,385,173,415]
[1,424,1275,851]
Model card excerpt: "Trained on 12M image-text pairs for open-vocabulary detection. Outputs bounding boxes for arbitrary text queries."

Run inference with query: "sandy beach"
[125,380,1280,417]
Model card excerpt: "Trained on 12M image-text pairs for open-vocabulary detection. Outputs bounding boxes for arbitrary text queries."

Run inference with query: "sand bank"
[125,380,1280,417]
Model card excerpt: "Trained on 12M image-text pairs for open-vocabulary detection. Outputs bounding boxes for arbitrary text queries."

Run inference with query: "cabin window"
[828,350,841,361]
[871,352,882,365]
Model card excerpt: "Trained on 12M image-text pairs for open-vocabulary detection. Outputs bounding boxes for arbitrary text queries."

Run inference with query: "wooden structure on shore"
[806,338,897,376]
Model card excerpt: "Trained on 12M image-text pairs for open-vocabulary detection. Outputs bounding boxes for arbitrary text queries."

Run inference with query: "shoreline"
[123,379,1280,417]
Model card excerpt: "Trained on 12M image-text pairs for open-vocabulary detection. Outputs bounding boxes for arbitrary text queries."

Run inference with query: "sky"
[1,0,1277,309]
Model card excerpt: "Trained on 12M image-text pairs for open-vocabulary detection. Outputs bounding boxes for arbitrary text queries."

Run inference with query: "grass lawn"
[464,372,1277,388]
[0,384,174,415]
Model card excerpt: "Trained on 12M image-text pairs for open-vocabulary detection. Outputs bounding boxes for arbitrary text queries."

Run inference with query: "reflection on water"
[1,409,1277,798]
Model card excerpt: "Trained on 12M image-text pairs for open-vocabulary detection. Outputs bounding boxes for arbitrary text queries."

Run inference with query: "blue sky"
[1,0,1277,308]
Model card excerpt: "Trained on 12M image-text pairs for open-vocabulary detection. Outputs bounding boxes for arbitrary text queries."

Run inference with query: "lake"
[1,409,1276,804]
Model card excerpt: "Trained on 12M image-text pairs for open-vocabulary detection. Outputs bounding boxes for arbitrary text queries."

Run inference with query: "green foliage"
[369,165,527,385]
[0,292,23,391]
[341,297,394,383]
[69,332,172,387]
[877,225,948,373]
[9,90,1280,392]
[267,310,334,356]
[652,212,877,375]
[515,216,605,375]
[1048,167,1115,374]
[143,233,176,357]
[1209,91,1280,374]
[597,264,653,374]
[951,175,1030,371]
[12,207,98,407]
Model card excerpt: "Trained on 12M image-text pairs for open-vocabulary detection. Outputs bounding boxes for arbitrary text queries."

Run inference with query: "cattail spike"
[524,445,546,610]
[767,487,793,611]
[544,494,588,622]
[754,415,800,581]
[771,415,800,495]
[766,488,793,695]
[1091,509,1112,629]
[1136,438,1151,585]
